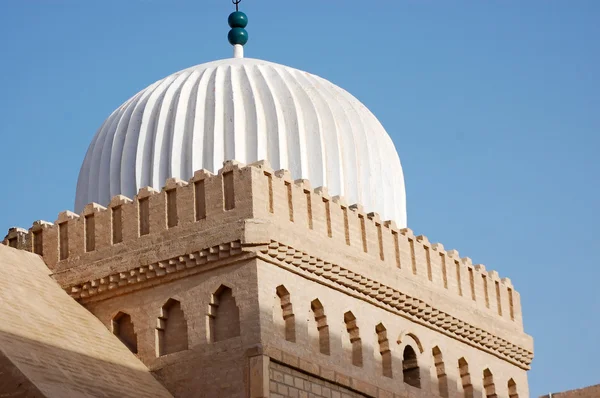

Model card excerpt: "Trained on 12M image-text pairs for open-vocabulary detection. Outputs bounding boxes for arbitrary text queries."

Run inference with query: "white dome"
[75,57,407,226]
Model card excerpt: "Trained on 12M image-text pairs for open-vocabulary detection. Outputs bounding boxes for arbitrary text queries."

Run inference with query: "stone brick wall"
[1,160,535,397]
[258,259,530,398]
[269,361,366,398]
[2,161,531,364]
[2,160,526,338]
[84,258,261,398]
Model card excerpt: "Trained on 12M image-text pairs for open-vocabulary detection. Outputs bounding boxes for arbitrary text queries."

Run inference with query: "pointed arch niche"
[483,368,497,398]
[343,311,362,367]
[508,378,519,398]
[458,357,473,398]
[112,311,137,354]
[275,285,296,342]
[432,346,448,397]
[156,299,188,357]
[309,299,330,355]
[207,285,241,342]
[376,323,392,378]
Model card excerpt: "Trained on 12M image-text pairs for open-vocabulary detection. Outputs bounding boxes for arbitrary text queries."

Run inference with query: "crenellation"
[164,177,191,227]
[247,160,274,216]
[107,195,134,246]
[31,220,52,255]
[342,205,359,250]
[190,169,214,221]
[34,220,58,264]
[316,187,335,239]
[294,179,313,230]
[360,211,379,257]
[56,210,82,262]
[379,222,397,269]
[3,161,525,332]
[82,203,107,253]
[446,250,464,298]
[3,227,29,250]
[428,243,446,288]
[202,168,227,219]
[366,212,385,262]
[137,186,157,236]
[474,264,492,311]
[489,271,504,318]
[398,229,415,276]
[311,187,332,240]
[416,235,433,282]
[510,287,523,325]
[302,187,323,239]
[269,169,293,223]
[402,229,423,277]
[430,244,449,290]
[115,194,138,244]
[82,202,107,215]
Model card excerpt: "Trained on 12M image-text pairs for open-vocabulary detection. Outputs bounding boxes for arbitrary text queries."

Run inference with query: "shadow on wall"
[269,284,522,398]
[0,329,172,398]
[101,281,521,398]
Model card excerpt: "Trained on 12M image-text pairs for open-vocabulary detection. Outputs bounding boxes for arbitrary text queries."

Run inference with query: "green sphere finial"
[228,27,248,46]
[228,11,248,28]
[227,10,248,47]
[228,1,248,56]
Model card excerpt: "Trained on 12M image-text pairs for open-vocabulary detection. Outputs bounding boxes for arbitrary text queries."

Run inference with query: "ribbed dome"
[75,57,407,226]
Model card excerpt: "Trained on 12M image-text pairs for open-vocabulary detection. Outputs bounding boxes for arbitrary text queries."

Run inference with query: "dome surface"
[75,57,407,226]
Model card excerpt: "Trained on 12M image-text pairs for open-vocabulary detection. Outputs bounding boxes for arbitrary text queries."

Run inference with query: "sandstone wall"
[84,258,261,398]
[2,161,525,339]
[269,361,365,398]
[257,258,529,398]
[1,160,534,397]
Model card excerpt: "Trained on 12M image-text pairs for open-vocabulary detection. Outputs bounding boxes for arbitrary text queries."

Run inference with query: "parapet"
[3,159,524,330]
[244,162,525,329]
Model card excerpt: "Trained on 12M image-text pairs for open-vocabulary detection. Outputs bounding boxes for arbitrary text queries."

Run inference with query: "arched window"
[208,285,240,342]
[275,285,295,342]
[508,378,519,398]
[483,368,497,398]
[458,358,473,398]
[112,312,137,354]
[376,323,392,378]
[432,346,448,397]
[310,299,330,355]
[343,311,362,367]
[156,299,188,356]
[402,345,421,388]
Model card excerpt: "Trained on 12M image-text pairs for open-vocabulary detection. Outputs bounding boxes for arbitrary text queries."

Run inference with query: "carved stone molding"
[62,237,532,369]
[64,241,243,299]
[256,240,533,370]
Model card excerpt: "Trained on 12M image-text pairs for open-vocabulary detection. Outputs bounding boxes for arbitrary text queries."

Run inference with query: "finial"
[228,0,248,58]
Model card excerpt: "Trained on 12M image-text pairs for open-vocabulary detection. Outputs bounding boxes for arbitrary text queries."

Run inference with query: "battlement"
[248,161,524,329]
[3,160,523,330]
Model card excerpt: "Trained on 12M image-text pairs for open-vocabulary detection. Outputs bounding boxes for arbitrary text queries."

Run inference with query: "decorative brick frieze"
[257,240,534,370]
[64,241,243,300]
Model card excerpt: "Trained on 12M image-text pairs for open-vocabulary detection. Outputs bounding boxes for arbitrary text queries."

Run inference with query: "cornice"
[63,241,243,300]
[255,240,534,370]
[61,238,532,369]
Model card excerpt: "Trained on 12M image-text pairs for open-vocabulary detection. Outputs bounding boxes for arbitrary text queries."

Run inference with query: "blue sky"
[0,1,598,395]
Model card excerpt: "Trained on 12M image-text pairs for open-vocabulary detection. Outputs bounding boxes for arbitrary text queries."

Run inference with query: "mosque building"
[0,5,533,398]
